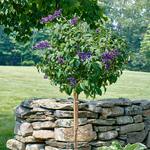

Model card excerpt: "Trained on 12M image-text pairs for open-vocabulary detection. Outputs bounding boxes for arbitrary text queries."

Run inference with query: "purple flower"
[40,17,49,23]
[67,77,77,86]
[40,9,62,24]
[53,9,62,17]
[57,56,65,64]
[102,49,119,63]
[70,17,78,25]
[77,51,92,62]
[33,40,50,49]
[47,15,55,21]
[101,49,119,69]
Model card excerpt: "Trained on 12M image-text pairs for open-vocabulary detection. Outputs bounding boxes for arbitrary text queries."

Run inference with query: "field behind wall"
[0,66,150,149]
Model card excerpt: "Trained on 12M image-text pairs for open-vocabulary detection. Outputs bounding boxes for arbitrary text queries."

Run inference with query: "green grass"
[0,66,150,150]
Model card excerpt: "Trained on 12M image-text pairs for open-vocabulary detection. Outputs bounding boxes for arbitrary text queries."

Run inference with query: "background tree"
[100,0,150,71]
[140,24,150,71]
[0,0,107,41]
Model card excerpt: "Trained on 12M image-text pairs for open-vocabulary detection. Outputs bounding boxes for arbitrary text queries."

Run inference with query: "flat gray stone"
[22,98,88,110]
[15,106,31,119]
[45,146,69,150]
[26,144,44,150]
[88,119,116,125]
[46,139,89,149]
[94,126,117,132]
[90,140,125,147]
[26,114,54,122]
[7,139,25,150]
[14,122,33,137]
[125,105,142,116]
[98,130,118,140]
[32,121,56,129]
[24,99,73,110]
[87,102,102,113]
[116,116,133,125]
[15,135,42,143]
[94,98,131,107]
[133,115,143,123]
[139,100,150,110]
[55,118,88,127]
[143,109,150,117]
[20,122,33,137]
[144,119,150,132]
[127,130,146,143]
[33,130,54,139]
[101,107,124,118]
[90,140,111,147]
[45,145,91,150]
[21,99,34,108]
[118,134,127,140]
[54,110,98,118]
[55,124,97,142]
[14,121,22,135]
[146,132,150,148]
[119,123,145,134]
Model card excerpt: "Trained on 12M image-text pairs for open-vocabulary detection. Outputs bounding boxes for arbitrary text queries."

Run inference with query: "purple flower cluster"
[77,51,92,62]
[101,49,119,69]
[40,9,62,24]
[67,77,77,86]
[70,17,78,25]
[33,40,50,49]
[57,56,65,64]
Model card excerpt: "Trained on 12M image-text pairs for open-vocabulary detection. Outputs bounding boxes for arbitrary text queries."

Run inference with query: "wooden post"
[73,91,78,150]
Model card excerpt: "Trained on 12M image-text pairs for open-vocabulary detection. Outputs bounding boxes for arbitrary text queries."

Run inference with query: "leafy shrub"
[99,141,147,150]
[35,10,128,98]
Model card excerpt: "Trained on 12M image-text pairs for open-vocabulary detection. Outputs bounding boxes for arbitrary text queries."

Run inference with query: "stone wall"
[7,98,150,150]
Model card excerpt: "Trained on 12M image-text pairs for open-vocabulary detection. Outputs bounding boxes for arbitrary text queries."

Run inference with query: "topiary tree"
[33,10,128,149]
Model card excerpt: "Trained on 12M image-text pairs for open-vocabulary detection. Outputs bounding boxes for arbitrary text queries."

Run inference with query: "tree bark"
[73,91,78,150]
[55,0,60,9]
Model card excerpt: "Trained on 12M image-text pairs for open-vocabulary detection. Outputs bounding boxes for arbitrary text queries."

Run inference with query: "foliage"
[21,60,35,66]
[127,53,146,71]
[140,24,150,71]
[0,26,41,65]
[102,0,149,53]
[99,141,147,150]
[0,0,107,41]
[101,0,150,71]
[36,11,127,98]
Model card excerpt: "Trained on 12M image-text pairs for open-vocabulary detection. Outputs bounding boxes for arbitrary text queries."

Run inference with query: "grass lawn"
[0,66,150,149]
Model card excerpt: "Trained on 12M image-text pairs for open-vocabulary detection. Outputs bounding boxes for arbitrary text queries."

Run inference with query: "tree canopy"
[0,0,106,41]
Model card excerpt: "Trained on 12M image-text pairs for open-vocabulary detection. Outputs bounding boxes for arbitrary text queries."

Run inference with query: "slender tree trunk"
[73,91,78,150]
[55,0,60,9]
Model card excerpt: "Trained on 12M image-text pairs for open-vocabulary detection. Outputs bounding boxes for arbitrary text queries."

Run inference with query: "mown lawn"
[0,66,150,150]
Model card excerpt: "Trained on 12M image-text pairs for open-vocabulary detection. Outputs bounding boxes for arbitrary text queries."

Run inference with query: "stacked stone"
[7,98,150,150]
[88,99,150,150]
